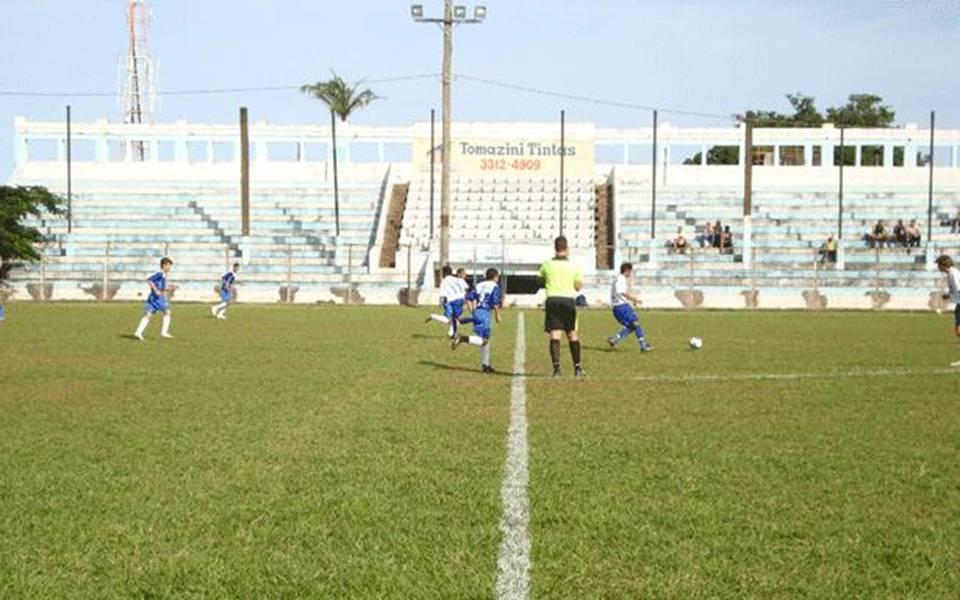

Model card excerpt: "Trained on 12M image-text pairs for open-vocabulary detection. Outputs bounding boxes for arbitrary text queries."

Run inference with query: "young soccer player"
[425,265,469,338]
[607,262,652,351]
[133,257,176,341]
[935,255,960,367]
[451,267,503,373]
[211,263,240,320]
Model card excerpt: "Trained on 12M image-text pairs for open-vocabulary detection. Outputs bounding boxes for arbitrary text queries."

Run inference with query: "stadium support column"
[926,110,935,265]
[240,107,250,238]
[742,112,754,270]
[649,109,659,270]
[66,105,73,234]
[440,0,453,269]
[559,109,565,237]
[837,126,845,269]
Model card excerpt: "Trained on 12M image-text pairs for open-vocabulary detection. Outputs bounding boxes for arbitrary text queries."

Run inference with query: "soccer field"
[1,303,959,597]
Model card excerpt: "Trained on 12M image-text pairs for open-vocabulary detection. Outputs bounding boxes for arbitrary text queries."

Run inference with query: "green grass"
[1,304,959,598]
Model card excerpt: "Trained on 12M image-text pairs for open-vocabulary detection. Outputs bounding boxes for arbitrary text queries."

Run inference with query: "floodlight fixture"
[474,5,486,20]
[410,4,423,19]
[453,5,467,19]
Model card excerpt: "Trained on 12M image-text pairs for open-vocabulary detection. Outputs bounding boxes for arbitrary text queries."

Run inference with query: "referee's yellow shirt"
[539,257,583,298]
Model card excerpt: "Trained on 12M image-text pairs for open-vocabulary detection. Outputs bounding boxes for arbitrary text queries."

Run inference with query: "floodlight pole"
[412,2,486,268]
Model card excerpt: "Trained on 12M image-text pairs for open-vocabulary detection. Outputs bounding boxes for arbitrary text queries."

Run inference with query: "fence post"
[406,243,412,306]
[40,252,47,301]
[286,245,293,304]
[347,244,353,304]
[102,242,110,301]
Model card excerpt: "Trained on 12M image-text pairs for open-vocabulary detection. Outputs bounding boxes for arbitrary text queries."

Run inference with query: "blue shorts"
[0,304,5,321]
[220,289,232,303]
[444,299,465,320]
[145,295,169,314]
[955,303,960,327]
[472,309,493,339]
[613,304,638,327]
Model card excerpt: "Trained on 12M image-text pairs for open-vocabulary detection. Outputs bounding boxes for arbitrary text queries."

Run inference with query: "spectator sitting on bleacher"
[672,229,690,255]
[712,220,723,249]
[867,220,888,248]
[700,221,715,248]
[893,219,907,247]
[720,225,734,254]
[819,235,838,263]
[907,220,922,247]
[952,210,960,234]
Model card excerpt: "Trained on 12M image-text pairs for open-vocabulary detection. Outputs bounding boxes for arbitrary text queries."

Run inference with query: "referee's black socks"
[570,340,582,368]
[550,339,561,368]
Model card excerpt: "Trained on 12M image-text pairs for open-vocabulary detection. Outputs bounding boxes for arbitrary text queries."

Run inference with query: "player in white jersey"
[606,262,652,351]
[935,255,960,367]
[451,268,503,373]
[211,263,240,320]
[425,265,470,338]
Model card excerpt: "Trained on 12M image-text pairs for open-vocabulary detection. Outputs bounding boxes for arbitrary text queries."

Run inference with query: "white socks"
[429,314,450,324]
[213,302,227,315]
[467,335,484,346]
[480,344,491,367]
[134,315,150,338]
[161,314,171,336]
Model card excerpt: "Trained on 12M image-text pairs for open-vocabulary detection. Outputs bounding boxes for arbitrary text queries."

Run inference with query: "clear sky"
[1,0,958,180]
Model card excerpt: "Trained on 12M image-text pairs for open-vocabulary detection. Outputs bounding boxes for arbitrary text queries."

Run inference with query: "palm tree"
[301,74,378,237]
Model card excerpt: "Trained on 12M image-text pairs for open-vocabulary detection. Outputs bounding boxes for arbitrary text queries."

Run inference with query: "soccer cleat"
[161,333,174,339]
[451,336,463,351]
[217,314,227,320]
[211,306,218,317]
[952,360,960,368]
[552,366,562,378]
[574,366,585,378]
[134,333,144,341]
[482,365,496,374]
[640,340,654,353]
[607,336,618,349]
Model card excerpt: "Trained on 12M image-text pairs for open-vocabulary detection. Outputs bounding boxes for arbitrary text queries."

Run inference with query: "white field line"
[495,313,531,600]
[620,367,958,384]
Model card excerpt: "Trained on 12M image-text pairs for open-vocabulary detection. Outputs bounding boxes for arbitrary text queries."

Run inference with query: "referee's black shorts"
[544,297,578,333]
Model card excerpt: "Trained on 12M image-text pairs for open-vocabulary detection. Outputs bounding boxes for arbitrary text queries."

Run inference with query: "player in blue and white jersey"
[935,255,960,368]
[451,268,503,373]
[133,257,176,340]
[607,262,652,352]
[0,302,5,322]
[425,265,470,338]
[211,263,240,320]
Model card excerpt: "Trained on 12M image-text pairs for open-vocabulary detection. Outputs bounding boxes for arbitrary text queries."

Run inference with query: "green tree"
[826,94,895,128]
[301,74,379,236]
[0,186,64,283]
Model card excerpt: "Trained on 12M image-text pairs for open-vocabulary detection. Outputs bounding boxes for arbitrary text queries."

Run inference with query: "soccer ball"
[689,337,703,350]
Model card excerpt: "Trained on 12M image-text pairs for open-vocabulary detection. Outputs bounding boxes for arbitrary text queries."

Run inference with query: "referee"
[539,235,584,377]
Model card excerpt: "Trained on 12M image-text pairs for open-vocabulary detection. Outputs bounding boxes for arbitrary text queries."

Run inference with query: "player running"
[211,263,240,320]
[935,255,960,367]
[451,268,503,373]
[425,265,470,338]
[607,262,653,352]
[134,257,176,341]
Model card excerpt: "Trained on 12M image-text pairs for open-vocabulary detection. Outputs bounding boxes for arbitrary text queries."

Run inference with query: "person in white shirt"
[935,255,960,367]
[425,265,470,338]
[607,262,652,352]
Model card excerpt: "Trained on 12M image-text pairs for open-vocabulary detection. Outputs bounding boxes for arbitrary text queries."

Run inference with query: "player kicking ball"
[425,265,469,338]
[211,262,240,320]
[607,262,653,352]
[133,257,176,341]
[935,255,960,367]
[451,268,502,373]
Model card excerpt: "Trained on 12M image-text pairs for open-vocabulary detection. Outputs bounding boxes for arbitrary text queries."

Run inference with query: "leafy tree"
[826,94,895,128]
[0,186,64,283]
[301,74,379,236]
